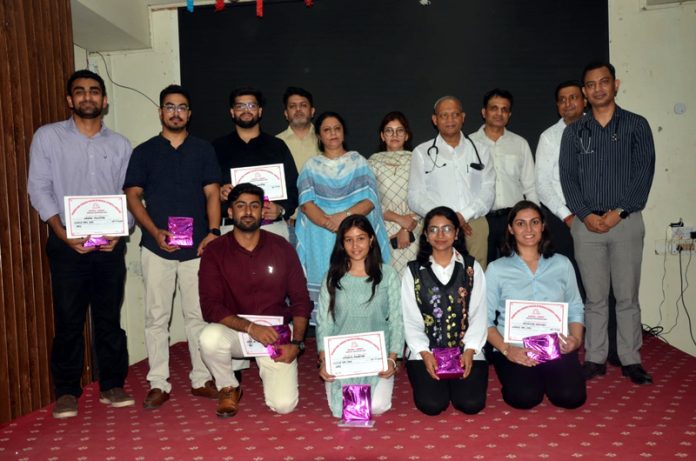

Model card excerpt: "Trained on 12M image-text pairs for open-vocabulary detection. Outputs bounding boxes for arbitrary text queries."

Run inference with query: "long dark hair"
[377,111,413,152]
[416,206,468,266]
[500,200,555,258]
[326,215,383,320]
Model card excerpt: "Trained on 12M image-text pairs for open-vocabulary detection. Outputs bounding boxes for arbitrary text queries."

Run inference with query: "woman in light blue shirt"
[486,201,586,409]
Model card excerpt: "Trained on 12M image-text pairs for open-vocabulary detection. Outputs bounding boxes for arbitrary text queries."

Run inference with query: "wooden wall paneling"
[15,0,36,416]
[0,0,76,423]
[2,0,25,421]
[0,0,12,425]
[24,0,48,411]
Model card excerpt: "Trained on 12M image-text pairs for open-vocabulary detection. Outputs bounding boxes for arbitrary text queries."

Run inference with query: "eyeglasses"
[383,127,406,137]
[427,225,455,235]
[162,104,189,113]
[233,102,259,111]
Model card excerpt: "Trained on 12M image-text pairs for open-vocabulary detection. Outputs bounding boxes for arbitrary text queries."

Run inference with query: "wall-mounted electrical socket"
[655,225,696,255]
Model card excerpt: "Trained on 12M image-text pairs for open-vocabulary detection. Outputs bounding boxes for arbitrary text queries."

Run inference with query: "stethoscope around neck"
[425,134,484,174]
[578,116,621,154]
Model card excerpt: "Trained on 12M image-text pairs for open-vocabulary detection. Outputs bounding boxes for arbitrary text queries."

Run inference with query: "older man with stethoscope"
[407,95,496,270]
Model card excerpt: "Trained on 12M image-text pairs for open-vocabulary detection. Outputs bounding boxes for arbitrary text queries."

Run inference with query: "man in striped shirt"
[560,62,655,385]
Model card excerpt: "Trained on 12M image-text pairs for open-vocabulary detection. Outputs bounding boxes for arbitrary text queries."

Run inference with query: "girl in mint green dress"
[316,215,404,418]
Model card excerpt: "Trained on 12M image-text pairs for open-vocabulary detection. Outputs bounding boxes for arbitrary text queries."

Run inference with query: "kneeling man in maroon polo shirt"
[198,182,311,417]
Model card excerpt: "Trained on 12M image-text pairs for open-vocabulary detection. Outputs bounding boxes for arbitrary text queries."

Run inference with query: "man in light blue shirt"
[28,70,134,419]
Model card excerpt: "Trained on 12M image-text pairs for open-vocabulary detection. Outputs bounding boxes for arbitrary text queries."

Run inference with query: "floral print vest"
[407,256,475,350]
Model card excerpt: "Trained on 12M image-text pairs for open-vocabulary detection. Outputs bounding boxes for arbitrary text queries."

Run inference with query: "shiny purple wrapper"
[523,333,561,363]
[261,196,273,226]
[433,347,464,379]
[167,217,193,247]
[342,384,372,421]
[83,236,109,248]
[266,324,291,359]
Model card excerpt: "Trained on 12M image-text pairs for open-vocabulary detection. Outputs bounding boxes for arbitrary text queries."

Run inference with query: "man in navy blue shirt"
[124,85,222,408]
[560,62,655,385]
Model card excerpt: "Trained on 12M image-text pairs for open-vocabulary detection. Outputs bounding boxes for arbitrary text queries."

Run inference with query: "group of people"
[27,59,655,421]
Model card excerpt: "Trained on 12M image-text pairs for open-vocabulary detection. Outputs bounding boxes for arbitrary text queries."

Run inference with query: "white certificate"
[230,163,287,201]
[324,331,387,379]
[503,299,568,343]
[238,315,284,357]
[64,195,129,238]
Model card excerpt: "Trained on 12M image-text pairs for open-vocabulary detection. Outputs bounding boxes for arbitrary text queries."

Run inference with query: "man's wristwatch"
[290,340,305,352]
[615,208,630,219]
[208,228,221,236]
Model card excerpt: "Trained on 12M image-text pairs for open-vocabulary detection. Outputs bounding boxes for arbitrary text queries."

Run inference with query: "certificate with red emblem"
[230,163,287,201]
[64,195,129,238]
[324,331,387,379]
[238,315,284,357]
[503,300,568,343]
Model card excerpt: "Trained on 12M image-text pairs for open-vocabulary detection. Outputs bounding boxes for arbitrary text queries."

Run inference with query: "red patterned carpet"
[2,334,695,460]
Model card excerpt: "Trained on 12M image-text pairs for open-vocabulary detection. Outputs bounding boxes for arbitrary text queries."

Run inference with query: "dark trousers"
[540,204,585,300]
[491,349,586,410]
[486,209,511,264]
[406,359,488,415]
[46,231,129,397]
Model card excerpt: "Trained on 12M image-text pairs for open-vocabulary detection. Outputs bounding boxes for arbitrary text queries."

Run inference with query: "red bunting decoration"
[305,0,313,6]
[215,0,225,11]
[257,0,263,17]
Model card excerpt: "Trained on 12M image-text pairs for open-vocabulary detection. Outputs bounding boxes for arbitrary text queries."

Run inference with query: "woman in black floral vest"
[401,206,489,415]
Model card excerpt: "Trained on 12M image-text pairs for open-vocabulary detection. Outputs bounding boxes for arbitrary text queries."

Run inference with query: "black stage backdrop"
[179,0,608,155]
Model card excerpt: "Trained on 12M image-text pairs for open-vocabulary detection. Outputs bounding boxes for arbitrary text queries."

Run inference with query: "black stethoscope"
[578,116,620,154]
[425,134,484,174]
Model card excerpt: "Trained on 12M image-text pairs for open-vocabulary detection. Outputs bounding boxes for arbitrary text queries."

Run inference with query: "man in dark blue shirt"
[560,62,655,385]
[124,85,222,408]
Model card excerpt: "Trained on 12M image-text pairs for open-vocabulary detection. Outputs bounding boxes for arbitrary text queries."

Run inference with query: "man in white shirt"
[408,96,495,269]
[535,80,586,297]
[470,89,538,264]
[276,86,320,246]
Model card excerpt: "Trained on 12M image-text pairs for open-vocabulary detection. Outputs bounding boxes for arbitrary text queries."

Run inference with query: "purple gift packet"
[266,324,291,359]
[167,216,193,247]
[523,333,561,363]
[261,196,273,226]
[342,384,372,424]
[433,347,464,379]
[83,235,109,248]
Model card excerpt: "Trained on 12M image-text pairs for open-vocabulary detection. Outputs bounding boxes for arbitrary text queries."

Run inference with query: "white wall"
[87,2,696,360]
[88,9,184,364]
[609,0,696,357]
[72,0,150,50]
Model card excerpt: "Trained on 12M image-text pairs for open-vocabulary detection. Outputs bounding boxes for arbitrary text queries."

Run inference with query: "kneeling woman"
[316,215,404,418]
[486,201,586,410]
[402,206,488,415]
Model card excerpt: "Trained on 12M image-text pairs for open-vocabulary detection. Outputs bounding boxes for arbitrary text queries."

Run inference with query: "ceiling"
[71,0,230,52]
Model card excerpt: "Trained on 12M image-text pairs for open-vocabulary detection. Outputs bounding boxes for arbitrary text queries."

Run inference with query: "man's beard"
[289,117,311,129]
[73,104,103,119]
[161,116,187,132]
[233,114,261,129]
[234,217,261,232]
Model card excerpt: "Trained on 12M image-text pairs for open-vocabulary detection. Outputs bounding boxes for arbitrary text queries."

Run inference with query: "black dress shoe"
[582,361,607,380]
[622,364,653,385]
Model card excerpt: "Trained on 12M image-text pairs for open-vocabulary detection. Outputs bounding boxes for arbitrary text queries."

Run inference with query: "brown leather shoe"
[216,386,243,418]
[143,388,170,409]
[191,380,219,399]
